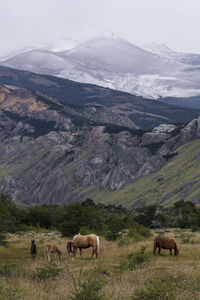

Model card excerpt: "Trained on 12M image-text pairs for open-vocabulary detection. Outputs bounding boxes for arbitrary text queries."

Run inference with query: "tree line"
[1,193,200,246]
[0,194,150,242]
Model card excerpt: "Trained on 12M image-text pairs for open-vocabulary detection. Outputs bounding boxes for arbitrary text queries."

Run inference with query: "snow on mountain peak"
[141,42,173,54]
[1,35,200,100]
[42,37,78,52]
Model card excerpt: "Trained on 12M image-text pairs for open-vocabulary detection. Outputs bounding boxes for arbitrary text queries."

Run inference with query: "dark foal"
[153,237,179,256]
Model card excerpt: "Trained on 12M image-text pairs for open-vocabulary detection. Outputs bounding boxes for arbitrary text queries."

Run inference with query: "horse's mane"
[73,233,80,241]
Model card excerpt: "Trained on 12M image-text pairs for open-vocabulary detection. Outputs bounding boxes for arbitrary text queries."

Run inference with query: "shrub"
[70,270,107,300]
[117,245,151,272]
[127,245,150,270]
[93,263,110,276]
[0,234,8,248]
[117,237,132,247]
[131,275,182,300]
[33,262,63,280]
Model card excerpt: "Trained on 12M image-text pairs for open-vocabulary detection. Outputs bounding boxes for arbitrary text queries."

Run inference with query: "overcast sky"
[1,0,200,56]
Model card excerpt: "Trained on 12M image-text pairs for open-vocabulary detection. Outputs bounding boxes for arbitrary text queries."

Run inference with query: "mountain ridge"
[0,74,200,206]
[1,35,200,100]
[0,66,199,130]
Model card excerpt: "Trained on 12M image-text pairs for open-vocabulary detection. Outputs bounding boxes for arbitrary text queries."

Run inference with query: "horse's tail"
[96,235,100,255]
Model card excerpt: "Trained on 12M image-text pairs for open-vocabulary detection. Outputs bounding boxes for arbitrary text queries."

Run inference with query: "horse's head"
[175,248,179,256]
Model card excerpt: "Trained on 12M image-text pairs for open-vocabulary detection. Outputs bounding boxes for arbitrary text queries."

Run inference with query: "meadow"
[1,229,200,300]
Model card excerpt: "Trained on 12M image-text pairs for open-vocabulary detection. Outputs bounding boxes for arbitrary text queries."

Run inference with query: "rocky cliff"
[0,83,200,206]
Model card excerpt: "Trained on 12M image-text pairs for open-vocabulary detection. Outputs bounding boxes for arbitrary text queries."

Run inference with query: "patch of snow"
[152,124,177,134]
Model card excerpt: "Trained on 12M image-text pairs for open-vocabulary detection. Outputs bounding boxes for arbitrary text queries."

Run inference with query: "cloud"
[1,0,200,56]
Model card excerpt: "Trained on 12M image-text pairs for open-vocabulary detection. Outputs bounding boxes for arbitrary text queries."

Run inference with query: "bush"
[127,245,150,270]
[117,237,132,247]
[0,234,8,248]
[93,263,110,276]
[117,245,151,272]
[33,262,63,280]
[70,270,107,300]
[131,275,181,300]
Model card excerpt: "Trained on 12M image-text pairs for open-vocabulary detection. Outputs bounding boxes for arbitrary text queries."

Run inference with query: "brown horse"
[153,237,179,256]
[45,244,62,261]
[66,241,74,262]
[68,233,100,259]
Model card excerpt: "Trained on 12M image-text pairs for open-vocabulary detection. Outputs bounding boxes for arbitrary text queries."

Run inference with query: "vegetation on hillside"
[1,192,200,244]
[134,200,200,230]
[91,139,200,207]
[0,194,150,241]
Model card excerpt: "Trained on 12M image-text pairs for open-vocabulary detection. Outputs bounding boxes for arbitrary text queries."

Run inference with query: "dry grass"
[1,230,200,299]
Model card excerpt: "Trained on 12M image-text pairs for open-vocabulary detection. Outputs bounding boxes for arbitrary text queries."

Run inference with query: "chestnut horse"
[45,244,62,261]
[153,237,179,256]
[67,233,100,259]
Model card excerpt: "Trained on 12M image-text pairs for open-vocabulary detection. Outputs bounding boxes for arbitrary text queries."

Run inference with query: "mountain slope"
[92,138,200,208]
[0,82,200,206]
[0,66,200,130]
[1,36,200,100]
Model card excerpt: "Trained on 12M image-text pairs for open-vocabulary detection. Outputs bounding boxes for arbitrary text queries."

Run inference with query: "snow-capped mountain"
[1,35,200,100]
[141,42,172,55]
[42,37,78,52]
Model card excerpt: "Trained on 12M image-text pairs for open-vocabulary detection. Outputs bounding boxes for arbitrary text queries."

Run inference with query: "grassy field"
[1,230,200,299]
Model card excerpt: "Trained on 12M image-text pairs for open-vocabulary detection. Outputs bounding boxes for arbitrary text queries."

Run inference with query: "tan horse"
[45,244,62,261]
[153,237,179,256]
[69,233,100,259]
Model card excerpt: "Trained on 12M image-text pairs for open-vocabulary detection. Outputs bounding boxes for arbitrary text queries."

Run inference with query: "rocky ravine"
[0,84,200,205]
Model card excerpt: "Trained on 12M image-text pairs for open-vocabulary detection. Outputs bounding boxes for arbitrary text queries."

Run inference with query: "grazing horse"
[153,237,179,256]
[68,233,100,259]
[45,244,62,261]
[30,240,37,260]
[66,241,74,262]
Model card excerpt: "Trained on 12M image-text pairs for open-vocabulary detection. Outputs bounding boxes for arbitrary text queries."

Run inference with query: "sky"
[1,0,200,56]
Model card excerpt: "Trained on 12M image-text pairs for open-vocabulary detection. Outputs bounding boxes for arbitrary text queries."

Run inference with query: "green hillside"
[88,139,200,208]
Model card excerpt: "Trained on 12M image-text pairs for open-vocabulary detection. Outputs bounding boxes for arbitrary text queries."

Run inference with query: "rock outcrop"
[0,83,200,205]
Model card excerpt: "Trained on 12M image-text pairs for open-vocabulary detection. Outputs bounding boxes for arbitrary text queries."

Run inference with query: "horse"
[30,240,37,260]
[45,244,62,261]
[66,241,74,262]
[67,233,100,259]
[153,237,179,256]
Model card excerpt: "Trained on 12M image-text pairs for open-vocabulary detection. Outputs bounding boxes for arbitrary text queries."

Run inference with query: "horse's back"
[154,237,176,248]
[73,234,98,248]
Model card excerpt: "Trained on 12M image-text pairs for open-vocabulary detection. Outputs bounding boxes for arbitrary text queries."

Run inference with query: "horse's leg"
[48,252,51,262]
[158,245,161,255]
[79,248,83,259]
[169,248,173,255]
[153,242,157,255]
[73,247,77,259]
[91,247,95,259]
